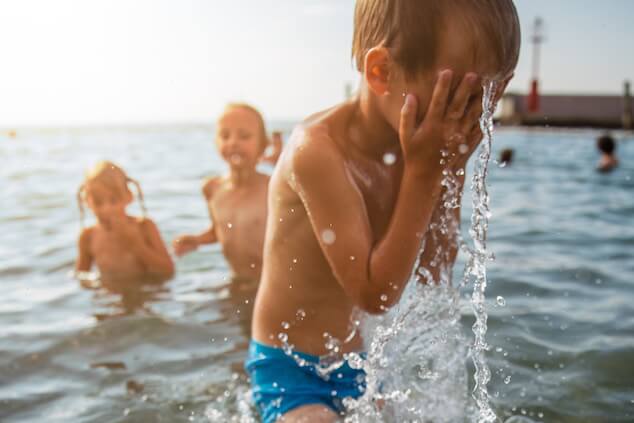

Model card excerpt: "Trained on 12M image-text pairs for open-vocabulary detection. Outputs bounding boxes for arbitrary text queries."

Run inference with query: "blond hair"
[77,161,146,226]
[352,0,521,79]
[221,103,269,151]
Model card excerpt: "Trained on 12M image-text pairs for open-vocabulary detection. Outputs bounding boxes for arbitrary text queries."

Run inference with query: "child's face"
[384,25,513,131]
[85,183,130,227]
[216,108,264,169]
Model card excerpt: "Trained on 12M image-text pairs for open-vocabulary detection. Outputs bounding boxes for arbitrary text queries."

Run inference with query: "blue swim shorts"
[244,340,366,423]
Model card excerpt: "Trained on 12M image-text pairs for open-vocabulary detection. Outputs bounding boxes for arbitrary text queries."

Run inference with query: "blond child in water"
[246,0,520,421]
[75,161,174,282]
[172,103,274,282]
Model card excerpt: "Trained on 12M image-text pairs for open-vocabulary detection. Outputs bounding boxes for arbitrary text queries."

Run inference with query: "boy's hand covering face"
[399,70,485,173]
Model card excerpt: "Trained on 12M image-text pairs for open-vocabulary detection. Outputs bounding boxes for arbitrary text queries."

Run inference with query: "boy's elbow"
[357,290,394,315]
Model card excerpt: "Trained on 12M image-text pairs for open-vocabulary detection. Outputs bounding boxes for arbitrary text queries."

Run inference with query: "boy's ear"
[364,47,391,96]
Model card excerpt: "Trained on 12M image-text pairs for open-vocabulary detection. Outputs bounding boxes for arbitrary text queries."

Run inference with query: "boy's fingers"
[399,94,417,144]
[446,73,478,120]
[427,70,453,121]
[461,96,484,135]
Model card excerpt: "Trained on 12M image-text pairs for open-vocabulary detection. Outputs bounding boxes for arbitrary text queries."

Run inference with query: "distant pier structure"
[498,81,634,129]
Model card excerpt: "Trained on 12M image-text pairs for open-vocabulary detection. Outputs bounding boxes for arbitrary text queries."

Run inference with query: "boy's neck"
[347,84,401,160]
[228,166,258,186]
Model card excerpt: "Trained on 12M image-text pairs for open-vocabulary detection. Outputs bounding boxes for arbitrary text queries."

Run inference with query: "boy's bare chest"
[346,160,401,235]
[91,229,142,271]
[209,185,267,231]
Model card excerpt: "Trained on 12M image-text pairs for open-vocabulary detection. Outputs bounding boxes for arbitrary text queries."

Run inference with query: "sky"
[0,0,632,126]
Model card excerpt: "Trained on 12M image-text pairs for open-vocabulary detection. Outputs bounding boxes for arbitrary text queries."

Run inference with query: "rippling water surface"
[0,126,632,422]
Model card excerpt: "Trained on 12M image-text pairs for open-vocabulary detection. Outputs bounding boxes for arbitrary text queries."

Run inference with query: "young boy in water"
[172,103,273,282]
[247,1,520,421]
[75,161,174,282]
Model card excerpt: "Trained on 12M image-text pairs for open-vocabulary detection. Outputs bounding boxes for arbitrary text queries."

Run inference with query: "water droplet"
[504,375,511,384]
[382,152,397,165]
[281,321,290,330]
[279,217,284,222]
[496,296,506,307]
[458,143,469,154]
[278,333,288,343]
[226,222,233,229]
[380,294,388,302]
[321,229,336,245]
[295,309,306,320]
[292,258,298,264]
[331,390,337,396]
[349,255,356,261]
[250,263,255,269]
[456,168,465,176]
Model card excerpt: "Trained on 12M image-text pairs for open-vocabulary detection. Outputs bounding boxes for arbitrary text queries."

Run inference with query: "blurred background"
[0,1,632,422]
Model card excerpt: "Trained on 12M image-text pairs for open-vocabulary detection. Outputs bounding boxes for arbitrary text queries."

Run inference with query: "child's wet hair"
[352,0,521,79]
[597,134,616,155]
[77,161,147,227]
[221,103,270,152]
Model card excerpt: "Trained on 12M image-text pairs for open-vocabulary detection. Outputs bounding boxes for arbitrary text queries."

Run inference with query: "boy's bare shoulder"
[78,226,94,247]
[291,114,345,177]
[202,176,223,200]
[134,216,159,231]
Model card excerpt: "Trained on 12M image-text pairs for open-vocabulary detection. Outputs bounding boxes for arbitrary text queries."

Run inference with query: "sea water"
[1,124,633,422]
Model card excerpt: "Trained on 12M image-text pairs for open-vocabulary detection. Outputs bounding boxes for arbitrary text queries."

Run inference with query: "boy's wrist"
[402,164,445,199]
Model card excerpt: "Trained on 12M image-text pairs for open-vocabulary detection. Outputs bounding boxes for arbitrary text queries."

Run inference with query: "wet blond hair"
[77,161,146,226]
[352,0,521,79]
[220,103,269,152]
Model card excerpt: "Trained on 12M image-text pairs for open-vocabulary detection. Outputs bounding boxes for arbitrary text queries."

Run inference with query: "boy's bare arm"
[417,76,511,284]
[172,178,220,256]
[137,218,175,277]
[75,227,93,272]
[293,71,483,313]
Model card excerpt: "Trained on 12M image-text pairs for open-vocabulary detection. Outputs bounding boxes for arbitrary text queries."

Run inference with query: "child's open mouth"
[229,153,244,165]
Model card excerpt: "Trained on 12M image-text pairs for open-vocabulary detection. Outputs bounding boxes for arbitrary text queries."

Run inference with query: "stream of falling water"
[465,80,500,423]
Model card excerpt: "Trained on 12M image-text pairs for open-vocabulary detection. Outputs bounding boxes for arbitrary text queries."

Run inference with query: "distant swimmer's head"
[77,161,146,227]
[597,134,616,155]
[352,0,520,130]
[499,148,514,166]
[216,103,269,169]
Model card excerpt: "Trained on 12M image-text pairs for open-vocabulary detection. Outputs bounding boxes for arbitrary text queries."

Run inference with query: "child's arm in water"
[136,218,175,278]
[293,71,483,313]
[110,216,175,278]
[75,227,94,272]
[172,177,219,256]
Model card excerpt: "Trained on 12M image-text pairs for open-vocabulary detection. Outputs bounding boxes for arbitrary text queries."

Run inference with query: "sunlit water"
[1,125,633,422]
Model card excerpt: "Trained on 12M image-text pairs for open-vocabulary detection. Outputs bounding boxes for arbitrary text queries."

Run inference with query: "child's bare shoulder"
[291,120,344,176]
[202,176,223,200]
[78,226,95,247]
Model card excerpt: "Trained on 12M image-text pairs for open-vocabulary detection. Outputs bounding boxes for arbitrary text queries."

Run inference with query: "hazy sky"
[0,0,632,126]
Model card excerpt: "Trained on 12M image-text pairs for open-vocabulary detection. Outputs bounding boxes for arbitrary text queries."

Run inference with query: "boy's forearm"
[418,170,465,282]
[195,227,217,245]
[366,167,443,309]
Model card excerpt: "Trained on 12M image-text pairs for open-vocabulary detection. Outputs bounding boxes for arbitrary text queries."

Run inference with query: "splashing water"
[344,81,501,422]
[465,80,499,423]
